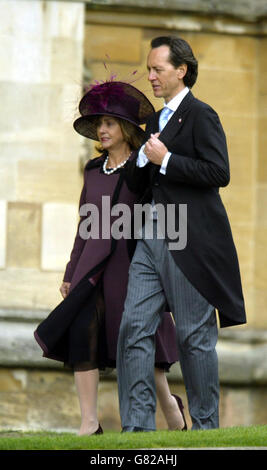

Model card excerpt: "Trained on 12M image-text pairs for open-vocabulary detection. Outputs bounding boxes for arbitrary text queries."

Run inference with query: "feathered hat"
[73,80,155,140]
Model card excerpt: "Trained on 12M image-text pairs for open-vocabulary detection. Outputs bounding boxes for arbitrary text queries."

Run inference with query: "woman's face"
[96,116,125,151]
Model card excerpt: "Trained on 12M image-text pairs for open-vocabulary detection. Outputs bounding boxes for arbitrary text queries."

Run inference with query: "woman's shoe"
[172,394,187,431]
[93,424,103,435]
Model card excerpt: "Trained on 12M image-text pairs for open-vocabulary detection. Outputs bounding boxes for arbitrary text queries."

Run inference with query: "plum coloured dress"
[34,153,178,371]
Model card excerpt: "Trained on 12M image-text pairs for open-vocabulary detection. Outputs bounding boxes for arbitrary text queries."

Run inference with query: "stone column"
[0,1,85,365]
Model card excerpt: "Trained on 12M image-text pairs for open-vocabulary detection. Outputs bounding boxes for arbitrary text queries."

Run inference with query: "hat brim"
[73,112,145,141]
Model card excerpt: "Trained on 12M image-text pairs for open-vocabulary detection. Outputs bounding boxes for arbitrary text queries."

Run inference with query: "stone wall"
[255,38,267,327]
[1,366,267,432]
[0,0,266,362]
[0,2,84,326]
[1,0,267,433]
[84,0,267,21]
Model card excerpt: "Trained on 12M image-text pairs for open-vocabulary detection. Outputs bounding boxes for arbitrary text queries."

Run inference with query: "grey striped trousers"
[117,221,219,430]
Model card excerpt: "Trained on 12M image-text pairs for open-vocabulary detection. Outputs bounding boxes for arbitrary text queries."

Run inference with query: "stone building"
[0,0,267,432]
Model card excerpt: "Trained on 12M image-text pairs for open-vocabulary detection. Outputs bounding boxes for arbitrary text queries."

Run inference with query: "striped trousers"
[117,221,219,430]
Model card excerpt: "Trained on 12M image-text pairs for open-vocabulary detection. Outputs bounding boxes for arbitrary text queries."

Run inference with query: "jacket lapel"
[158,91,195,145]
[148,91,195,181]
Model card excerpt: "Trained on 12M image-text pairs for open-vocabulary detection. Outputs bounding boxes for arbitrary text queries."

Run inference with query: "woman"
[34,80,186,435]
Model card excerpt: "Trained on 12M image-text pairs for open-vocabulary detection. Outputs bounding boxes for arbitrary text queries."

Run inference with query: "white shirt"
[137,86,190,173]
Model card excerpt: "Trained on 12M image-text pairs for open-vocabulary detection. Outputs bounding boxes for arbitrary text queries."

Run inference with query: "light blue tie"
[159,106,172,131]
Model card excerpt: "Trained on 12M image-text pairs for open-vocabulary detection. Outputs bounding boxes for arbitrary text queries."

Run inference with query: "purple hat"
[73,81,155,140]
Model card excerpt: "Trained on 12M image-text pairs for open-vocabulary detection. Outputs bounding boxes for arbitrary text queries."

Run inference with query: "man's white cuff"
[160,152,171,174]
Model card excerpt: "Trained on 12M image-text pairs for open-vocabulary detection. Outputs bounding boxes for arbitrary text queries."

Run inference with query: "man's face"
[147,45,186,103]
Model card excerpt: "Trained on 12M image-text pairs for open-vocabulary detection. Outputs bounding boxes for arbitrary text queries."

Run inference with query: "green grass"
[0,426,267,450]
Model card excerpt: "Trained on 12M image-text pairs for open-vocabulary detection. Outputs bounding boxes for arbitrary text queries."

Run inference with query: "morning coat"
[125,90,246,328]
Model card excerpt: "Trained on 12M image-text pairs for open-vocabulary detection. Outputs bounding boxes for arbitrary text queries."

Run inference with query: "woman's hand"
[60,282,71,299]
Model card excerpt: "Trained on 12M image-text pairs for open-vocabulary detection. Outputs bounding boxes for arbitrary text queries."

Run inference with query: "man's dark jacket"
[125,91,246,328]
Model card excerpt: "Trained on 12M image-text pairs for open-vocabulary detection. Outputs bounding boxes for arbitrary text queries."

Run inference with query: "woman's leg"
[154,367,185,430]
[74,368,99,435]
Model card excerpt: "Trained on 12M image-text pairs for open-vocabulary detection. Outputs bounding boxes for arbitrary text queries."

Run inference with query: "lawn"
[0,425,267,450]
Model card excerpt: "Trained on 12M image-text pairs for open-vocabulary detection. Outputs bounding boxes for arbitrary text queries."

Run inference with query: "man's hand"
[144,133,168,166]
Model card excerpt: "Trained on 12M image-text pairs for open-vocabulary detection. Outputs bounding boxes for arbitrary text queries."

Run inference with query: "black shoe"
[93,424,103,435]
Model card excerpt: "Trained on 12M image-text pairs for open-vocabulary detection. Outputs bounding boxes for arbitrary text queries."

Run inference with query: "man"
[117,36,246,431]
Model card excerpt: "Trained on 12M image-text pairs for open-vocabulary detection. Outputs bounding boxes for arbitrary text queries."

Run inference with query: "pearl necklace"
[103,154,130,175]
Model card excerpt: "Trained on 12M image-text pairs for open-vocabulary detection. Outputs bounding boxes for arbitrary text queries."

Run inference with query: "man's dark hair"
[151,36,198,88]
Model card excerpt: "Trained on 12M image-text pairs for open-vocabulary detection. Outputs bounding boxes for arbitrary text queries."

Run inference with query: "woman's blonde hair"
[93,116,144,153]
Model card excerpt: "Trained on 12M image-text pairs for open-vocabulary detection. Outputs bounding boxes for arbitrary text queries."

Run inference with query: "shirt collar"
[164,86,190,112]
